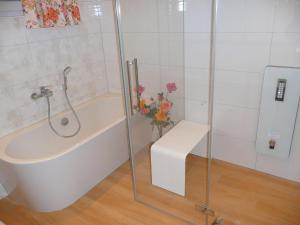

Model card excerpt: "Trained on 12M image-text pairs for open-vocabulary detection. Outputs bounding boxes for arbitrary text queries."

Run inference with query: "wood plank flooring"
[1,149,300,225]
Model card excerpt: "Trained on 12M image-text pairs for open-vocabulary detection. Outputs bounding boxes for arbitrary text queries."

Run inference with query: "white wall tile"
[273,0,300,32]
[185,67,209,122]
[184,0,211,33]
[158,0,184,33]
[124,33,160,65]
[217,0,276,33]
[0,45,36,88]
[215,33,272,73]
[216,0,245,33]
[213,104,259,142]
[186,99,208,123]
[270,33,300,67]
[214,70,263,109]
[120,0,158,33]
[0,1,23,17]
[184,33,210,69]
[186,76,208,102]
[29,40,64,76]
[100,0,115,33]
[70,61,107,85]
[243,0,276,33]
[0,82,36,114]
[159,33,184,67]
[0,17,27,47]
[106,61,122,93]
[102,33,118,61]
[212,133,257,169]
[68,33,105,67]
[185,67,209,83]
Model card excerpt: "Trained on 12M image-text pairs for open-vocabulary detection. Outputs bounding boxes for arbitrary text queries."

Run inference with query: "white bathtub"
[0,94,129,212]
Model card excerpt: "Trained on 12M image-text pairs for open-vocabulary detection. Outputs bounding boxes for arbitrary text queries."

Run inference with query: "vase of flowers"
[135,82,177,141]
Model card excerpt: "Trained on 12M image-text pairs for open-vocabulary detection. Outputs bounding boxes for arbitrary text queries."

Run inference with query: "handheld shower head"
[63,66,72,75]
[63,66,72,91]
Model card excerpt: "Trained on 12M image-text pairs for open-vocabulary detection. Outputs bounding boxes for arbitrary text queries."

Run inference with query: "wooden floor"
[1,149,300,225]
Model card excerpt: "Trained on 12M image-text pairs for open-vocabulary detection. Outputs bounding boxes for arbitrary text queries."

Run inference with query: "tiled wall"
[0,0,120,137]
[185,0,300,182]
[119,0,186,121]
[0,0,185,135]
[85,0,186,122]
[1,0,299,183]
[184,0,211,125]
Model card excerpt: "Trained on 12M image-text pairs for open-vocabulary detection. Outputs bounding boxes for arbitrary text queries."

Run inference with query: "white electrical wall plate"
[256,66,300,159]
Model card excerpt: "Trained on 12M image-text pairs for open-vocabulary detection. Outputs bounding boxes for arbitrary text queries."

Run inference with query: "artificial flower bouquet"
[134,82,177,138]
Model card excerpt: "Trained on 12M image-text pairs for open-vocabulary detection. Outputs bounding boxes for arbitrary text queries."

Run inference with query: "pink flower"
[166,82,177,93]
[161,100,172,113]
[158,93,164,101]
[140,107,150,115]
[134,85,145,95]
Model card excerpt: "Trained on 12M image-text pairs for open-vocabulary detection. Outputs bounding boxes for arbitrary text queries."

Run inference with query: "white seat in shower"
[151,120,209,196]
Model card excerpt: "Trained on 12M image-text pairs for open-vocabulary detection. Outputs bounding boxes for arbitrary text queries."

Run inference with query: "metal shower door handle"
[133,58,141,110]
[126,58,140,115]
[126,60,134,115]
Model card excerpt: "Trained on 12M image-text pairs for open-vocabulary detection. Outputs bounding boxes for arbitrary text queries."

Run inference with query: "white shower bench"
[151,120,209,196]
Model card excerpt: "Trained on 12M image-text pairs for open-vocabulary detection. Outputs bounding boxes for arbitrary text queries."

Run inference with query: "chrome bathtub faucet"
[31,86,53,100]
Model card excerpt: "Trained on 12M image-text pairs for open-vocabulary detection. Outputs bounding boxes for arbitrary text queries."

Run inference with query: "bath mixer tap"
[63,66,72,91]
[31,86,53,100]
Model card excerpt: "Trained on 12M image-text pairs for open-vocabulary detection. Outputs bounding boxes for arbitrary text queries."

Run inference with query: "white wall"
[118,0,186,122]
[185,0,300,182]
[95,0,186,122]
[1,0,299,184]
[0,0,119,138]
[0,0,186,136]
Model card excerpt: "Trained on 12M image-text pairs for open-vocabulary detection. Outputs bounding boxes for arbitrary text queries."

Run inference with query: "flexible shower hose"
[46,88,81,138]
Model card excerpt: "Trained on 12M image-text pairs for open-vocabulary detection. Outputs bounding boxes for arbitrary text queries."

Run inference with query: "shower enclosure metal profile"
[113,0,138,202]
[113,0,217,224]
[203,0,217,219]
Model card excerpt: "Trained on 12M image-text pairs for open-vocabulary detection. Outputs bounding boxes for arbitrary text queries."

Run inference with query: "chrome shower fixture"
[63,66,72,91]
[31,86,53,100]
[46,65,81,138]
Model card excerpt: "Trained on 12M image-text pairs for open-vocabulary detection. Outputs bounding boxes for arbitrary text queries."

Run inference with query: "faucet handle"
[40,85,53,97]
[31,85,53,100]
[40,85,52,91]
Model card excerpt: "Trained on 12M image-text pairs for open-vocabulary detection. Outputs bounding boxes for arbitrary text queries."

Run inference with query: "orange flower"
[72,5,81,21]
[160,100,172,113]
[155,110,167,122]
[46,7,59,23]
[139,99,145,110]
[22,0,35,9]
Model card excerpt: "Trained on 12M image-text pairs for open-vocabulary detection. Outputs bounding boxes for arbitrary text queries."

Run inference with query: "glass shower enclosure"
[112,0,215,224]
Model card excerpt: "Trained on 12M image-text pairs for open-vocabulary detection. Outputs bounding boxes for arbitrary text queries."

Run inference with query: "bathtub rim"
[0,93,125,165]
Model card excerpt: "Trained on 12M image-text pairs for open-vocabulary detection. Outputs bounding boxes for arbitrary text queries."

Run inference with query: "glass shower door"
[113,0,211,224]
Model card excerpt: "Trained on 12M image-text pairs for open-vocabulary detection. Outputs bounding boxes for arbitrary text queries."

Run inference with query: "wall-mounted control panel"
[275,79,287,101]
[256,66,300,159]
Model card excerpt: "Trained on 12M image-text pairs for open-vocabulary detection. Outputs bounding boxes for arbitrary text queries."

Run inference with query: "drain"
[61,117,69,126]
